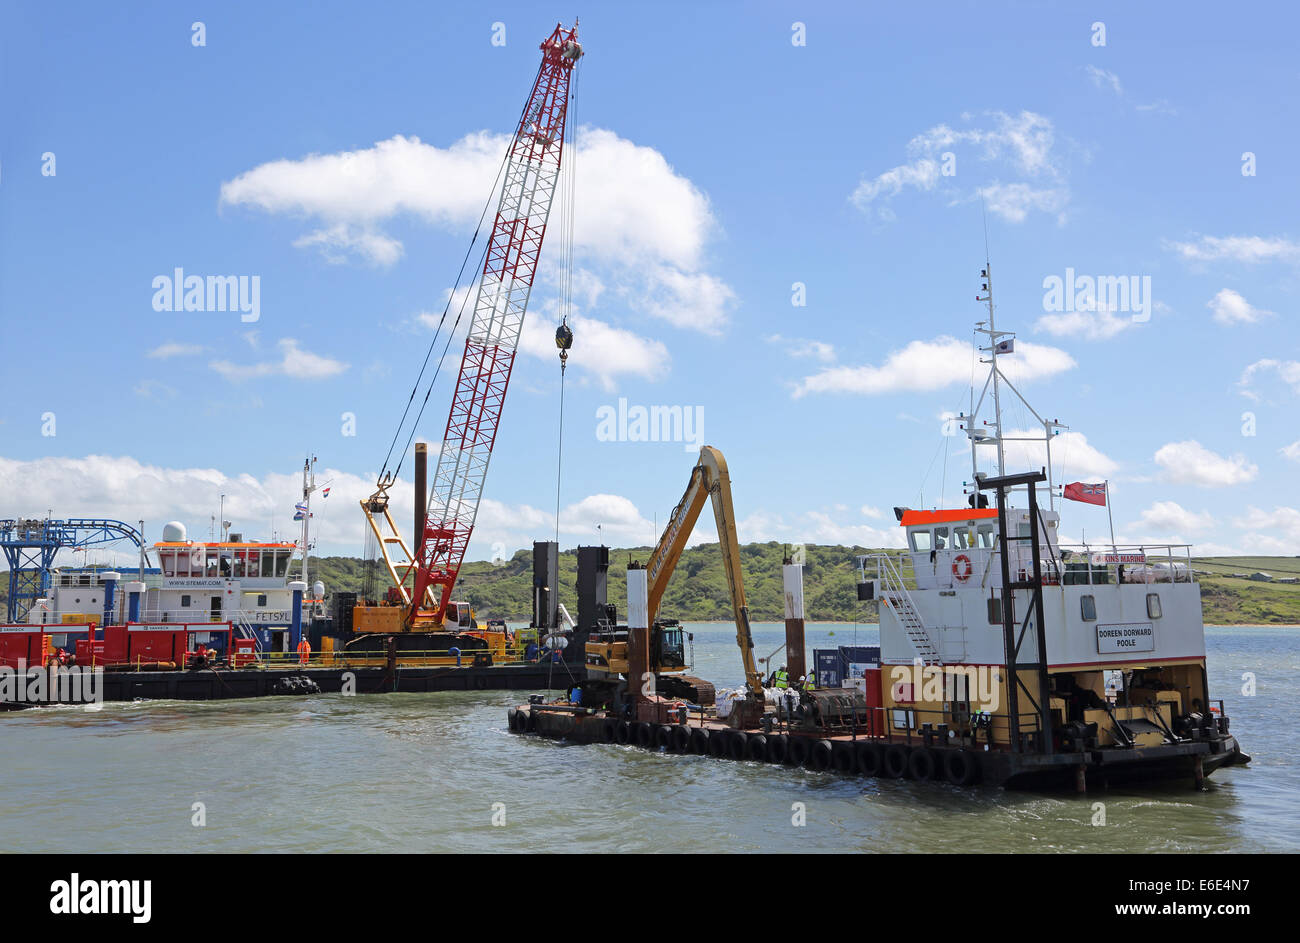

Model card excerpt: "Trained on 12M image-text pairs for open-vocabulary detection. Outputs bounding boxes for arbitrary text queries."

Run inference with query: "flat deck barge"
[509,701,1249,790]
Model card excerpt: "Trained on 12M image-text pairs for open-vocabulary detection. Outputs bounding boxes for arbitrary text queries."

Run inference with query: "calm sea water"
[1,623,1294,854]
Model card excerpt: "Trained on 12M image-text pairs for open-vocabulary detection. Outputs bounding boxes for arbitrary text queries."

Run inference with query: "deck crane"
[356,22,583,641]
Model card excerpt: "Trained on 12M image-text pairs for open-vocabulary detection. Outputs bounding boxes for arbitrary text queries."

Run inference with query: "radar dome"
[312,580,325,599]
[161,521,187,542]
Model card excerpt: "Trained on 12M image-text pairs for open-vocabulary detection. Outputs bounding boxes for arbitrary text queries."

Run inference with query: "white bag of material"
[715,688,744,718]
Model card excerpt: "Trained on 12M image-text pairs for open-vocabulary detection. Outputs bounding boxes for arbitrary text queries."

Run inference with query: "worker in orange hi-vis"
[297,635,311,666]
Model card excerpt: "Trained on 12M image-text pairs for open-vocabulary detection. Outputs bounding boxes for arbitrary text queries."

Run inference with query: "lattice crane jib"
[410,23,582,625]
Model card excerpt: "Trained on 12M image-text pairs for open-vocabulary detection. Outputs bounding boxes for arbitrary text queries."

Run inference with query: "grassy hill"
[316,540,880,624]
[4,547,1298,625]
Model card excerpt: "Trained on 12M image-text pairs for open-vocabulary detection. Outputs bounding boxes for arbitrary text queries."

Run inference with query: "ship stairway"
[877,554,941,665]
[234,614,263,655]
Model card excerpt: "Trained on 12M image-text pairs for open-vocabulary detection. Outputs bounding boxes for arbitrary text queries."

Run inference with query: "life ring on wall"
[952,554,973,583]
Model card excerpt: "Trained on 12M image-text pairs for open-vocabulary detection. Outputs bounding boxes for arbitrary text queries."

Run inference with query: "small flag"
[995,338,1015,354]
[292,511,314,521]
[1063,481,1107,506]
[321,487,330,498]
[294,502,308,513]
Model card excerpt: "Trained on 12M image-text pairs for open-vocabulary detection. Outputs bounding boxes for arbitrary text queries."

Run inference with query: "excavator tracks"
[661,675,716,707]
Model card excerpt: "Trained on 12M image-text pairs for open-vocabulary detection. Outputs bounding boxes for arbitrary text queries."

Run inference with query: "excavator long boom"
[645,446,763,695]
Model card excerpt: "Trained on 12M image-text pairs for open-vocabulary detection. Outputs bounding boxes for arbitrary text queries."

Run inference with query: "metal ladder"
[233,613,263,654]
[877,555,941,665]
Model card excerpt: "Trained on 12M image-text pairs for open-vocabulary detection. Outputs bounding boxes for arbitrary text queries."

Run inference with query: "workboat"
[19,458,331,659]
[511,262,1251,791]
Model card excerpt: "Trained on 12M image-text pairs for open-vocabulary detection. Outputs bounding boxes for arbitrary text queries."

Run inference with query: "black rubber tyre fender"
[745,733,768,762]
[728,732,749,760]
[883,744,910,779]
[766,734,789,765]
[599,718,619,743]
[708,730,729,758]
[615,720,632,745]
[523,710,536,733]
[943,748,980,786]
[690,727,711,755]
[632,722,654,748]
[831,742,856,773]
[908,747,937,781]
[670,725,692,753]
[654,724,673,751]
[787,736,811,767]
[807,739,833,772]
[855,742,884,777]
[507,708,519,732]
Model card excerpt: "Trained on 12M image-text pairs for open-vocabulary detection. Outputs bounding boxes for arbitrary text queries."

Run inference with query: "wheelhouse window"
[933,527,950,550]
[1080,594,1097,622]
[160,550,177,578]
[1147,593,1162,619]
[910,530,932,552]
[977,524,995,549]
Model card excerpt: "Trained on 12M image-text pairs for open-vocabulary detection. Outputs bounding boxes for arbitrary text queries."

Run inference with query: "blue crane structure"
[0,518,146,623]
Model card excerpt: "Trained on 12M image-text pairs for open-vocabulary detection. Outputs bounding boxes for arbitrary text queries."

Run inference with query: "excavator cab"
[651,619,686,670]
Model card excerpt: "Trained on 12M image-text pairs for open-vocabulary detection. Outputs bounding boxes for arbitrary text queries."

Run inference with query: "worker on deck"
[800,672,816,692]
[773,666,789,690]
[297,635,312,666]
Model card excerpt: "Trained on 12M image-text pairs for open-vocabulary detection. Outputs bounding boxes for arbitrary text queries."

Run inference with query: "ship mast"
[975,263,1007,478]
[964,262,1065,513]
[297,456,318,588]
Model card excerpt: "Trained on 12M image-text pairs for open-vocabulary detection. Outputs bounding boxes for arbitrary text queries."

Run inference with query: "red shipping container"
[0,627,49,670]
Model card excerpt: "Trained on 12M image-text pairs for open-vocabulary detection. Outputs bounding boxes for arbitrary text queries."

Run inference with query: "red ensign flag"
[1063,481,1107,506]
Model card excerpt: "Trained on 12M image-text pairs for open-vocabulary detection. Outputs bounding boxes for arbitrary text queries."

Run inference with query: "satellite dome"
[312,580,325,599]
[161,521,187,542]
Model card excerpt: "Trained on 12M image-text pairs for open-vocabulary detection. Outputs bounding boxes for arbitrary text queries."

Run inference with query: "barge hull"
[7,664,573,706]
[509,705,1248,790]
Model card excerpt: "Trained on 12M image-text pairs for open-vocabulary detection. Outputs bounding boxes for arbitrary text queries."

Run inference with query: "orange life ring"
[952,554,973,582]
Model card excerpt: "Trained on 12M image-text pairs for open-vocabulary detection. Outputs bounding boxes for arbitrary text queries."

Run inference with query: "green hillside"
[4,548,1298,625]
[312,541,881,624]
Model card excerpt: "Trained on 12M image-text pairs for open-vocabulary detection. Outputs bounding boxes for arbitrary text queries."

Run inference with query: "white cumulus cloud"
[220,127,734,334]
[792,335,1074,398]
[1153,440,1258,487]
[1166,234,1300,265]
[211,338,349,382]
[1132,501,1214,536]
[1208,288,1272,325]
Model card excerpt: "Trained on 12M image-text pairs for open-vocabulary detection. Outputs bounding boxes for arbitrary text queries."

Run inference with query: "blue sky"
[2,1,1298,562]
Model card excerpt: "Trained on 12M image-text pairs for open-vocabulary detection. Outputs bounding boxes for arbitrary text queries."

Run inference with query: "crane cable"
[554,63,580,544]
[377,60,545,485]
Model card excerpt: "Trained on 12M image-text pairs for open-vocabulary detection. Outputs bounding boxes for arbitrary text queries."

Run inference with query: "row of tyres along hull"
[509,705,1250,790]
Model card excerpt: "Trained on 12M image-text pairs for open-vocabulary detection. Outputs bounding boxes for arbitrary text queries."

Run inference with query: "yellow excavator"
[583,445,764,710]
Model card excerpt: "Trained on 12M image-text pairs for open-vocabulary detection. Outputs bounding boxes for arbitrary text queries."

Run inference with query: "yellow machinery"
[347,444,512,662]
[584,445,764,708]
